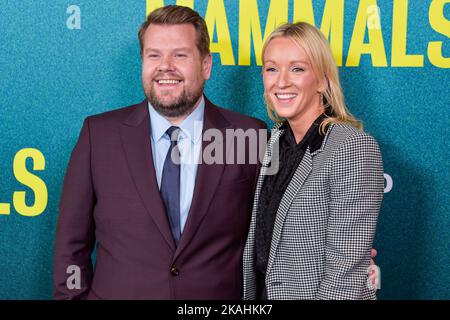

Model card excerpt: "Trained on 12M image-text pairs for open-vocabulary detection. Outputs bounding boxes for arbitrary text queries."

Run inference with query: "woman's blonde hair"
[262,22,362,134]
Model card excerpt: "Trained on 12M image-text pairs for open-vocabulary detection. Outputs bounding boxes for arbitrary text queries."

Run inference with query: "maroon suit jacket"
[53,97,266,299]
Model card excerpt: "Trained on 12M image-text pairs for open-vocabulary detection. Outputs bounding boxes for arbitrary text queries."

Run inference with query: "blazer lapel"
[244,124,284,283]
[264,123,335,277]
[265,145,313,278]
[120,100,176,252]
[174,98,232,259]
[253,124,284,216]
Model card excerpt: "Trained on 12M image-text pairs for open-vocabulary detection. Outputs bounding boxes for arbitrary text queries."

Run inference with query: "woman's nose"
[276,70,290,88]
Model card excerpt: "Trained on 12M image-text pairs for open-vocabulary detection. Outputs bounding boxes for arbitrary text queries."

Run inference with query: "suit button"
[170,266,179,276]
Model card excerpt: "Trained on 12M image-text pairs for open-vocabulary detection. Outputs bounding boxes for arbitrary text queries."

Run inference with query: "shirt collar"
[148,95,205,144]
[281,113,326,153]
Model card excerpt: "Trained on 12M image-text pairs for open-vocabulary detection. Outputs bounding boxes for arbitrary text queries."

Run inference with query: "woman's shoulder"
[324,123,380,152]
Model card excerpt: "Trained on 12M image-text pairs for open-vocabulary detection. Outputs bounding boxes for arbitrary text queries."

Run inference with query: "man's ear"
[202,54,213,80]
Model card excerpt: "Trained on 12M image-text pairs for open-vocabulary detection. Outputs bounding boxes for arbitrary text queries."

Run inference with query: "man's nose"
[158,56,175,72]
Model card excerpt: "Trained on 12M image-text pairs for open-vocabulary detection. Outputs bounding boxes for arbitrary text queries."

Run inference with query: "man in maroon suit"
[53,5,266,299]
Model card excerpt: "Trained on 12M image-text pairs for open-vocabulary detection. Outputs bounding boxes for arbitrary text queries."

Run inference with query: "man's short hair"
[138,5,211,58]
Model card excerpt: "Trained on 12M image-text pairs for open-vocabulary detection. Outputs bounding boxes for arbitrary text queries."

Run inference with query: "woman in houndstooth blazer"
[243,22,384,300]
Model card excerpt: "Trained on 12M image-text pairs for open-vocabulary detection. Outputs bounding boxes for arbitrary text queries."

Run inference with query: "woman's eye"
[292,67,304,72]
[175,54,187,58]
[265,67,277,72]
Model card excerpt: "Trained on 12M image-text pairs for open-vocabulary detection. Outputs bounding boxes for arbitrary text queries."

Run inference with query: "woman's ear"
[317,75,329,93]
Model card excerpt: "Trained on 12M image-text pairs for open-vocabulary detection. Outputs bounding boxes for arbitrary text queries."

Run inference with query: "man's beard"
[145,83,204,118]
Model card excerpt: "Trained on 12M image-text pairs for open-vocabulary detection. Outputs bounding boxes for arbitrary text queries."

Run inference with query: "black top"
[254,114,327,299]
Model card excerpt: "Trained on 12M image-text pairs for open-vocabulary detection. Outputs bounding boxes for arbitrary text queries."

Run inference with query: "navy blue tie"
[160,126,181,245]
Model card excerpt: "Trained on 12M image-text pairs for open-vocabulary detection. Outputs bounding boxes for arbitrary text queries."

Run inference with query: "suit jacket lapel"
[264,123,334,277]
[243,124,284,287]
[254,121,288,214]
[120,99,176,252]
[253,125,284,220]
[174,97,232,259]
[265,142,314,278]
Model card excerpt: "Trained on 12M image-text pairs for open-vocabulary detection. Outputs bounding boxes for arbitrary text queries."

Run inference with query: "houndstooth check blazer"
[243,122,384,300]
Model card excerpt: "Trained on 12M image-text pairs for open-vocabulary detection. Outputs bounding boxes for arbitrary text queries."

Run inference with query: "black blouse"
[254,114,327,299]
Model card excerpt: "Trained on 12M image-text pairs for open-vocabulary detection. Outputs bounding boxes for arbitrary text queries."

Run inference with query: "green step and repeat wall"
[0,0,449,299]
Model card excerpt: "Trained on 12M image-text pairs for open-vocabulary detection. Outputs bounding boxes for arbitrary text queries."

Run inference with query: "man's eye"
[147,54,159,58]
[175,54,187,58]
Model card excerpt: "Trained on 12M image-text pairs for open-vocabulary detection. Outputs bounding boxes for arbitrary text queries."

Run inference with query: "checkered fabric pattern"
[243,123,384,300]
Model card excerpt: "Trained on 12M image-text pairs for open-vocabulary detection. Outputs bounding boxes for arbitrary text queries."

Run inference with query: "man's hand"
[368,248,381,289]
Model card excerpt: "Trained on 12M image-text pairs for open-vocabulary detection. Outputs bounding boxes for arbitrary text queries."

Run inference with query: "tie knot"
[166,126,180,141]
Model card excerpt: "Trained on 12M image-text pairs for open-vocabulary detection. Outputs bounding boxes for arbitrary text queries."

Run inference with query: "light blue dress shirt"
[148,97,204,233]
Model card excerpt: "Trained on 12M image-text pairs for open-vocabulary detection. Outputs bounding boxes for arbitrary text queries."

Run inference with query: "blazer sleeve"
[316,133,384,300]
[53,118,96,300]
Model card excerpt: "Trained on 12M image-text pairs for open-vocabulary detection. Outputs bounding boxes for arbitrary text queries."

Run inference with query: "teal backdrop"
[0,0,449,299]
